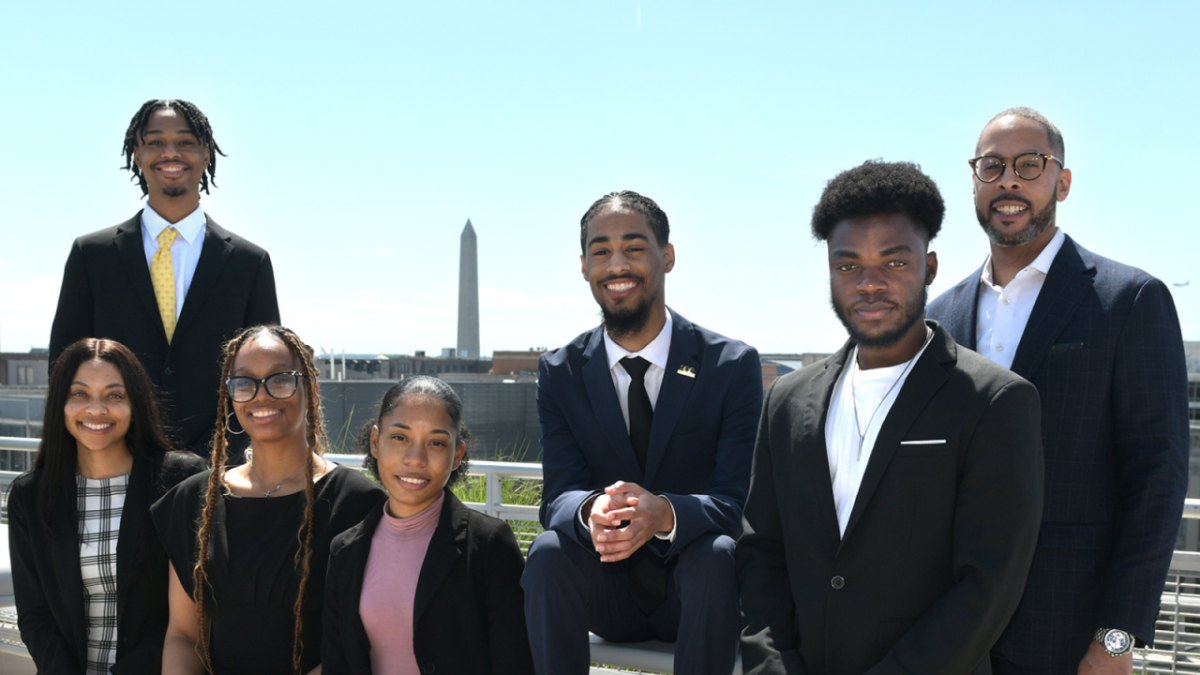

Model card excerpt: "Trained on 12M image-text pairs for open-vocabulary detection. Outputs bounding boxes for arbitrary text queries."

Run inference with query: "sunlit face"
[132,107,210,199]
[64,359,132,457]
[370,398,465,519]
[973,115,1071,248]
[828,213,935,349]
[229,334,307,444]
[580,208,674,339]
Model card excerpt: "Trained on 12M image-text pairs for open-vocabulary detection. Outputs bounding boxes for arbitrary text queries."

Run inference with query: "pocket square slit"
[900,439,947,445]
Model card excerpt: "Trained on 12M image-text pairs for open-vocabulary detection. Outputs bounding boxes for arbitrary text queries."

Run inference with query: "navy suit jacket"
[927,234,1189,668]
[49,212,280,455]
[537,309,763,559]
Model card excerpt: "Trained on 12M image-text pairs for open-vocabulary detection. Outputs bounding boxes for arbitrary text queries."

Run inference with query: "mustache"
[600,274,644,285]
[990,194,1032,209]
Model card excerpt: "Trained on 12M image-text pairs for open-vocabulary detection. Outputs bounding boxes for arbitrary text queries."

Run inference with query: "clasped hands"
[585,481,675,562]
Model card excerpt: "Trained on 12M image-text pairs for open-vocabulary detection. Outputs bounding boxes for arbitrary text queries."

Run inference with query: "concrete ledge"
[588,633,743,674]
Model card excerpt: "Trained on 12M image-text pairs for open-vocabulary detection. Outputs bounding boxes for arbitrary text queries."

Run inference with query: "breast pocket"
[895,440,954,457]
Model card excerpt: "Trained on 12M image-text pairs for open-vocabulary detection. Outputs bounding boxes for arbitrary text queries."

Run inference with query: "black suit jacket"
[49,212,280,455]
[537,309,763,557]
[322,489,534,675]
[927,235,1189,667]
[7,452,207,674]
[737,323,1045,675]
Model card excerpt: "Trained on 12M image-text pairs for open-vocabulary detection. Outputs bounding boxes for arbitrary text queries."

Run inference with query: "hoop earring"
[226,412,246,435]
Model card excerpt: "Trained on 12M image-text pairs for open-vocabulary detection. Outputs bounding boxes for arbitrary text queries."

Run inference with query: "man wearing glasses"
[928,107,1189,675]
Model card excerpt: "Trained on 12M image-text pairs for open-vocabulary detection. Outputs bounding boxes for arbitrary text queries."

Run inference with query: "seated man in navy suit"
[522,190,763,675]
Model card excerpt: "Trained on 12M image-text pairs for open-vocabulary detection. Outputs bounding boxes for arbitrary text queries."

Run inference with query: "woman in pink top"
[322,376,534,675]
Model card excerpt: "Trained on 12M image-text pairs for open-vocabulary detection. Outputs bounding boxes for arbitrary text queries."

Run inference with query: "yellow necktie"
[151,227,179,343]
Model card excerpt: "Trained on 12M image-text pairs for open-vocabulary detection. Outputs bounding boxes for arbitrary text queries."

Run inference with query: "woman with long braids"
[152,326,383,675]
[8,338,207,674]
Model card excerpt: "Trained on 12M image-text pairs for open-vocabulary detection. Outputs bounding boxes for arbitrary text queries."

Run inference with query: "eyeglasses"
[968,153,1064,183]
[225,371,304,403]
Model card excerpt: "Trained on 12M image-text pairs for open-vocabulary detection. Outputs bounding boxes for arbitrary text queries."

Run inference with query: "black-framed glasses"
[225,371,304,403]
[968,153,1064,183]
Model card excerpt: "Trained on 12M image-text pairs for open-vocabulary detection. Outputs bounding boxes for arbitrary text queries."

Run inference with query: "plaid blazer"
[927,234,1189,669]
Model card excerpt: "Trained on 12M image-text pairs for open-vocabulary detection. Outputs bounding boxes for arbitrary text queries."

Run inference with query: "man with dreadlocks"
[49,99,280,457]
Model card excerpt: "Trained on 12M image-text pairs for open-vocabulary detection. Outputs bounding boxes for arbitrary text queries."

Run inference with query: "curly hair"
[193,325,324,675]
[579,190,669,254]
[811,160,945,242]
[359,376,472,487]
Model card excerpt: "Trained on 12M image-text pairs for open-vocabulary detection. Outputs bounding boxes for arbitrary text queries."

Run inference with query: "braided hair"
[192,325,326,675]
[121,99,226,196]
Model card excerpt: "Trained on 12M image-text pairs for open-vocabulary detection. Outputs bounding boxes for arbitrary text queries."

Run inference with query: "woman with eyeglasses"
[151,325,383,675]
[8,338,206,674]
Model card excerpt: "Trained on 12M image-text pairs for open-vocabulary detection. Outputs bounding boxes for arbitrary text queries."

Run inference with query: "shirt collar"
[980,227,1067,287]
[604,312,673,372]
[141,204,206,245]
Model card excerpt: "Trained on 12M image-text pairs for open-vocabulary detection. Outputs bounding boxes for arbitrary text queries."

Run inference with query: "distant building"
[1176,341,1200,552]
[0,349,50,386]
[760,352,833,390]
[491,350,545,377]
[314,352,492,381]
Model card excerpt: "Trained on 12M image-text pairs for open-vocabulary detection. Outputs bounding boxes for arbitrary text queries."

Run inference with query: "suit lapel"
[581,328,644,481]
[413,492,466,624]
[174,216,234,341]
[807,344,853,548]
[50,474,89,665]
[347,507,383,658]
[838,326,954,549]
[1009,236,1095,379]
[643,310,699,485]
[947,263,985,350]
[115,458,151,622]
[112,212,167,344]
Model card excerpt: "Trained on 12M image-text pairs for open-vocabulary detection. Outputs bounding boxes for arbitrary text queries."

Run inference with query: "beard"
[976,194,1056,248]
[161,185,188,198]
[832,285,927,349]
[600,279,655,339]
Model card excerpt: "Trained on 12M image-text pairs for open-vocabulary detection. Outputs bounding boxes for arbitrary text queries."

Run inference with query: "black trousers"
[521,529,739,675]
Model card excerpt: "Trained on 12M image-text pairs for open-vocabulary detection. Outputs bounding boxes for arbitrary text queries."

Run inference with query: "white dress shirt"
[140,204,207,319]
[580,314,677,540]
[975,227,1066,370]
[825,334,932,537]
[603,312,673,431]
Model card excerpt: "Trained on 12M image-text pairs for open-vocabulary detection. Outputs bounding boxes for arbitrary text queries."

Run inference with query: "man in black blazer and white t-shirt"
[49,100,279,457]
[737,161,1045,674]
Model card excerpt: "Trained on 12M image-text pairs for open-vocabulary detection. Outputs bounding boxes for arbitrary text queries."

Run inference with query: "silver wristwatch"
[1094,627,1133,657]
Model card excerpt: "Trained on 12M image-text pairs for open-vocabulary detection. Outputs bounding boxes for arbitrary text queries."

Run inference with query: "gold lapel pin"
[676,366,696,378]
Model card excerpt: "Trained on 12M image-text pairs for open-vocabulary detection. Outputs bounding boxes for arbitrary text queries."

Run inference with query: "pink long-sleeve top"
[359,492,445,675]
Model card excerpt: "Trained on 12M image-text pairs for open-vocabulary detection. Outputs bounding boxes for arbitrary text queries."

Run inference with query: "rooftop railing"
[0,436,1197,673]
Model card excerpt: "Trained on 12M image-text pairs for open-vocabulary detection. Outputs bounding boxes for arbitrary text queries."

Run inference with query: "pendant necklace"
[247,449,308,497]
[851,328,934,461]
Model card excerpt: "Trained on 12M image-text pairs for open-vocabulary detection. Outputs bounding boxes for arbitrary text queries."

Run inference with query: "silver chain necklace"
[851,328,934,461]
[246,449,309,497]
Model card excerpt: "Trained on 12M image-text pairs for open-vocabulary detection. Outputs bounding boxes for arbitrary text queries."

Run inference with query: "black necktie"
[619,356,666,614]
[621,356,653,472]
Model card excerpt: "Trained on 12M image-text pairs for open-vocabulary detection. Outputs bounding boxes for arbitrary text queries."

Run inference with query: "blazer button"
[164,367,174,376]
[423,664,435,674]
[831,575,845,589]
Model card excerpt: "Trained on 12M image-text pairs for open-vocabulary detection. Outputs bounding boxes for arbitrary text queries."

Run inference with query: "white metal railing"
[3,437,1199,673]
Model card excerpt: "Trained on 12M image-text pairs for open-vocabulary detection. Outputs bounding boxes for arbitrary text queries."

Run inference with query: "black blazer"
[927,235,1190,667]
[48,212,280,455]
[737,323,1045,675]
[322,490,535,675]
[7,452,207,674]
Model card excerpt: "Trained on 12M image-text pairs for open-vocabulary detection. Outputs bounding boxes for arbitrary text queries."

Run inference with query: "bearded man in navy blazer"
[49,100,279,457]
[927,108,1189,674]
[522,190,763,675]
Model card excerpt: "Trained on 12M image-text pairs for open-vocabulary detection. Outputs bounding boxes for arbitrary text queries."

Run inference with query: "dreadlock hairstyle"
[192,325,326,675]
[359,376,473,487]
[121,99,226,197]
[34,338,174,537]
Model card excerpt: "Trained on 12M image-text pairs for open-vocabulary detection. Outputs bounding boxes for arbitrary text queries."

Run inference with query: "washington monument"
[457,219,480,359]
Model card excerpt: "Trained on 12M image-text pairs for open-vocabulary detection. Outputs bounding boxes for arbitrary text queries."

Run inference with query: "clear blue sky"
[2,1,1196,357]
